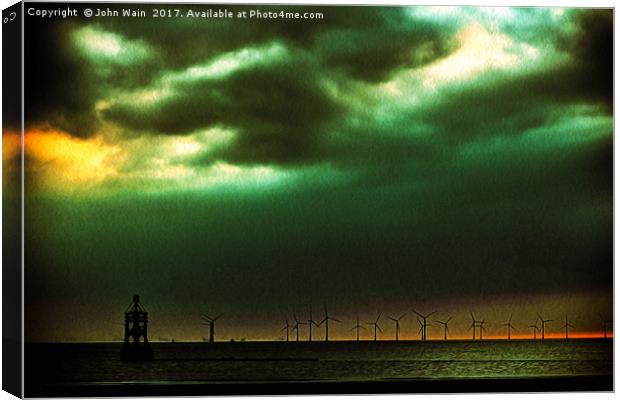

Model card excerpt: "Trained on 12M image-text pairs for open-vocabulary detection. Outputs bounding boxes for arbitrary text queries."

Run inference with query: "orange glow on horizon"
[24,127,121,189]
[438,331,613,341]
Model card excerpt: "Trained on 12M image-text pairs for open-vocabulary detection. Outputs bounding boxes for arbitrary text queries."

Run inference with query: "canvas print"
[1,1,613,397]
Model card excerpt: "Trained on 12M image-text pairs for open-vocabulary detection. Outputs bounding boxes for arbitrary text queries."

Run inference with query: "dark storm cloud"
[98,6,456,82]
[24,20,160,137]
[310,7,457,82]
[104,57,342,164]
[24,21,100,136]
[403,9,612,146]
[25,5,455,142]
[563,9,613,112]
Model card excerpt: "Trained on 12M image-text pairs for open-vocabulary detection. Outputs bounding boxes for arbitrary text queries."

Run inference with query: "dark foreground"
[28,375,613,397]
[25,340,613,397]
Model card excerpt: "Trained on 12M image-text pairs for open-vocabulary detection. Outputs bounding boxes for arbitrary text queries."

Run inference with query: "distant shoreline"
[25,337,615,344]
[27,375,613,397]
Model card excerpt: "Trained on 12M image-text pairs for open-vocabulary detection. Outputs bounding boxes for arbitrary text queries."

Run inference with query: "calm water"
[27,339,612,387]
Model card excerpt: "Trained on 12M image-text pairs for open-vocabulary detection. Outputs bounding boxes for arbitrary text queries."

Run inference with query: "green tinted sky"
[17,4,612,341]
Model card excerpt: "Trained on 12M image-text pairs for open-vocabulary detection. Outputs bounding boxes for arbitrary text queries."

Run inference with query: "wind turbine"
[502,314,516,340]
[291,313,308,342]
[469,312,477,340]
[528,320,540,340]
[536,313,552,340]
[469,312,484,340]
[307,306,319,342]
[416,317,424,341]
[351,314,366,341]
[599,314,612,339]
[201,313,223,343]
[435,317,452,340]
[413,309,436,341]
[366,312,383,341]
[560,315,575,339]
[386,313,407,341]
[280,316,292,342]
[478,320,486,340]
[317,304,341,341]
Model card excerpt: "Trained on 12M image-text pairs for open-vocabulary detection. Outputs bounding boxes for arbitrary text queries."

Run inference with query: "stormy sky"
[14,4,612,341]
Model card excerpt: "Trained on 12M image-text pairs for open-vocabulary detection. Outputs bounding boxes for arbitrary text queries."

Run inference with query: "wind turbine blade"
[387,317,397,322]
[377,325,383,333]
[213,314,224,321]
[413,309,424,318]
[536,312,543,321]
[399,313,407,320]
[332,318,342,323]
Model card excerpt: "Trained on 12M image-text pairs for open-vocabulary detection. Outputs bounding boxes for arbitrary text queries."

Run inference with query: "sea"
[25,339,613,396]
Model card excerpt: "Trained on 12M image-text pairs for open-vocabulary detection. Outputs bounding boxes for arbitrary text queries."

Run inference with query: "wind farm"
[183,302,616,343]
